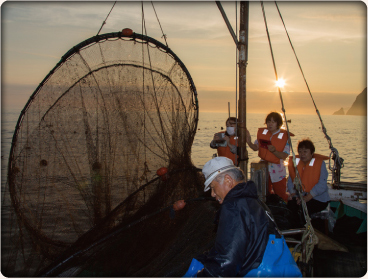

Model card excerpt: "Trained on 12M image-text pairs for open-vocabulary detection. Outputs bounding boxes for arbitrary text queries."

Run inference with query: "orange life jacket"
[217,131,238,165]
[257,128,293,164]
[288,153,329,192]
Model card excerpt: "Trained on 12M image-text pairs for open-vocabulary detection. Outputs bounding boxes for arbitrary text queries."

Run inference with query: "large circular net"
[2,31,217,277]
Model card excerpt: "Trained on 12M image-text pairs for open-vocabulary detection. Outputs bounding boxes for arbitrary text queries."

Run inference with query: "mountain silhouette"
[346,88,367,116]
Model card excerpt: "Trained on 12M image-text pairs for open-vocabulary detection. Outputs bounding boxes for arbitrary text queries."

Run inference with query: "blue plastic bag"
[183,234,302,277]
[245,234,302,277]
[183,258,204,277]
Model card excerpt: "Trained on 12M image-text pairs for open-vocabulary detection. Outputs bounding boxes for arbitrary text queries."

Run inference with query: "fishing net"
[2,31,217,277]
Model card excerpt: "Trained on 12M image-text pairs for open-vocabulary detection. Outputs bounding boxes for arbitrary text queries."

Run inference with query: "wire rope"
[260,1,316,264]
[274,1,344,185]
[151,1,169,48]
[96,1,117,36]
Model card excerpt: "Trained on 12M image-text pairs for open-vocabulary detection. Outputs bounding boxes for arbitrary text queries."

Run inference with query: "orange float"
[122,28,133,36]
[156,167,169,181]
[173,200,186,211]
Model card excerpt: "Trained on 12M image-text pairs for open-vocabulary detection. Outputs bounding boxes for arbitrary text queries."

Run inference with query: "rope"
[260,1,314,264]
[96,1,117,36]
[260,1,300,188]
[274,1,344,185]
[151,1,169,48]
[141,3,148,167]
[235,2,239,166]
[142,3,171,153]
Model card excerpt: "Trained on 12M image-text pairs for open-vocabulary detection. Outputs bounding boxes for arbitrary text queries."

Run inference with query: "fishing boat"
[2,1,366,277]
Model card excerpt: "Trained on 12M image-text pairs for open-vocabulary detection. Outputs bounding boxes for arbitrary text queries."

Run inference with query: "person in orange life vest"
[210,117,239,165]
[287,139,330,217]
[246,112,290,202]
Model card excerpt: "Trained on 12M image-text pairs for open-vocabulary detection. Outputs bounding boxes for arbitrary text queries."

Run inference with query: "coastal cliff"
[333,88,367,116]
[346,88,367,116]
[333,108,345,115]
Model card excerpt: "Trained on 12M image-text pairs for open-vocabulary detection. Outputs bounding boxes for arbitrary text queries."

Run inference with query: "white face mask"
[226,126,235,136]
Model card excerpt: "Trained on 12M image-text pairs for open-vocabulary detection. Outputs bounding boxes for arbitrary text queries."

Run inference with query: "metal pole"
[238,1,249,179]
[216,1,239,47]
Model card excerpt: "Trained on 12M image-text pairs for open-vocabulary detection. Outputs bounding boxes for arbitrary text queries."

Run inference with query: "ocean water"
[0,109,366,275]
[1,110,367,192]
[192,112,367,184]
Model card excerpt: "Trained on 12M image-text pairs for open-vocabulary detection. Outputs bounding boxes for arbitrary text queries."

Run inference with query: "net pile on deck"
[2,31,217,277]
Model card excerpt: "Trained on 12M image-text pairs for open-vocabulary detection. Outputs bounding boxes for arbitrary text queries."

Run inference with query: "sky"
[1,1,367,116]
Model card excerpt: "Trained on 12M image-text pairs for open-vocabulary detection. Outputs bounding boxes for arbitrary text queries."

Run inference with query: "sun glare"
[275,78,285,88]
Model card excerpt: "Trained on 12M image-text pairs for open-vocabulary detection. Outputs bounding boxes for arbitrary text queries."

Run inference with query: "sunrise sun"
[275,78,286,88]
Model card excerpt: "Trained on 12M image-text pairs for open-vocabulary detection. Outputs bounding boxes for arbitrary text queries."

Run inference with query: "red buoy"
[173,200,186,211]
[156,167,168,177]
[156,167,169,181]
[122,28,133,36]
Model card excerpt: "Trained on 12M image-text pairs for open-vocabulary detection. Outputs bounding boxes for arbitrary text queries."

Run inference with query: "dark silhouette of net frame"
[3,31,216,277]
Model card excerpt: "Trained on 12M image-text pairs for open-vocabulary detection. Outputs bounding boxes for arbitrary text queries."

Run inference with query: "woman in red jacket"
[246,112,291,202]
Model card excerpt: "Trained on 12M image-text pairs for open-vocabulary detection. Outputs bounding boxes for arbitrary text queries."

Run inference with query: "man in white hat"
[195,156,271,277]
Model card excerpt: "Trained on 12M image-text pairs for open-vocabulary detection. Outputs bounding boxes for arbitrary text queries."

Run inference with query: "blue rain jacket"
[196,181,269,277]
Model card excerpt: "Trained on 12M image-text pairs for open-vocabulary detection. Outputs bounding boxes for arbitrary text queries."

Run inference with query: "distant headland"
[333,88,367,116]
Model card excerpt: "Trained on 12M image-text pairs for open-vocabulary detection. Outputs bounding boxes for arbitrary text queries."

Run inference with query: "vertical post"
[238,1,249,179]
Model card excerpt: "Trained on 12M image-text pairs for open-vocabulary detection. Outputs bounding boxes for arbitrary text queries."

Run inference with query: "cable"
[274,1,344,185]
[96,1,117,36]
[261,2,314,265]
[151,1,169,48]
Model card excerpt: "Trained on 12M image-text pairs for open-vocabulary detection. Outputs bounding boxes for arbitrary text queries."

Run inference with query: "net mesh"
[2,31,216,277]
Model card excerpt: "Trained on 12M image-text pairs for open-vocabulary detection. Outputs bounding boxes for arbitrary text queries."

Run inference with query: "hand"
[213,133,221,141]
[287,192,292,201]
[303,193,313,202]
[223,135,230,143]
[296,197,301,205]
[267,145,276,153]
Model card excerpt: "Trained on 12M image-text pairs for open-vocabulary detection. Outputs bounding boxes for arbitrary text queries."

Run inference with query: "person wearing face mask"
[246,112,293,202]
[210,117,239,165]
[287,139,330,219]
[183,157,302,277]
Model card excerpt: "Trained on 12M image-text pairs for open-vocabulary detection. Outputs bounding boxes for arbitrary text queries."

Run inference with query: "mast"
[216,1,249,177]
[238,1,249,178]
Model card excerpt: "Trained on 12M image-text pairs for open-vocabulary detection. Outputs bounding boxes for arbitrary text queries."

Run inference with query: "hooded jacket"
[197,181,270,277]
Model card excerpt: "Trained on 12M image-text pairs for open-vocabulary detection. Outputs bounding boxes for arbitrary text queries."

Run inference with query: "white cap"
[202,157,238,192]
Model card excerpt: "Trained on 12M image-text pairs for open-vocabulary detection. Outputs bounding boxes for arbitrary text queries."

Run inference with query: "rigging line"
[273,1,328,143]
[151,1,169,48]
[96,1,117,36]
[260,1,308,215]
[274,1,344,181]
[142,3,171,154]
[142,2,147,164]
[261,3,315,264]
[260,2,296,154]
[235,1,239,166]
